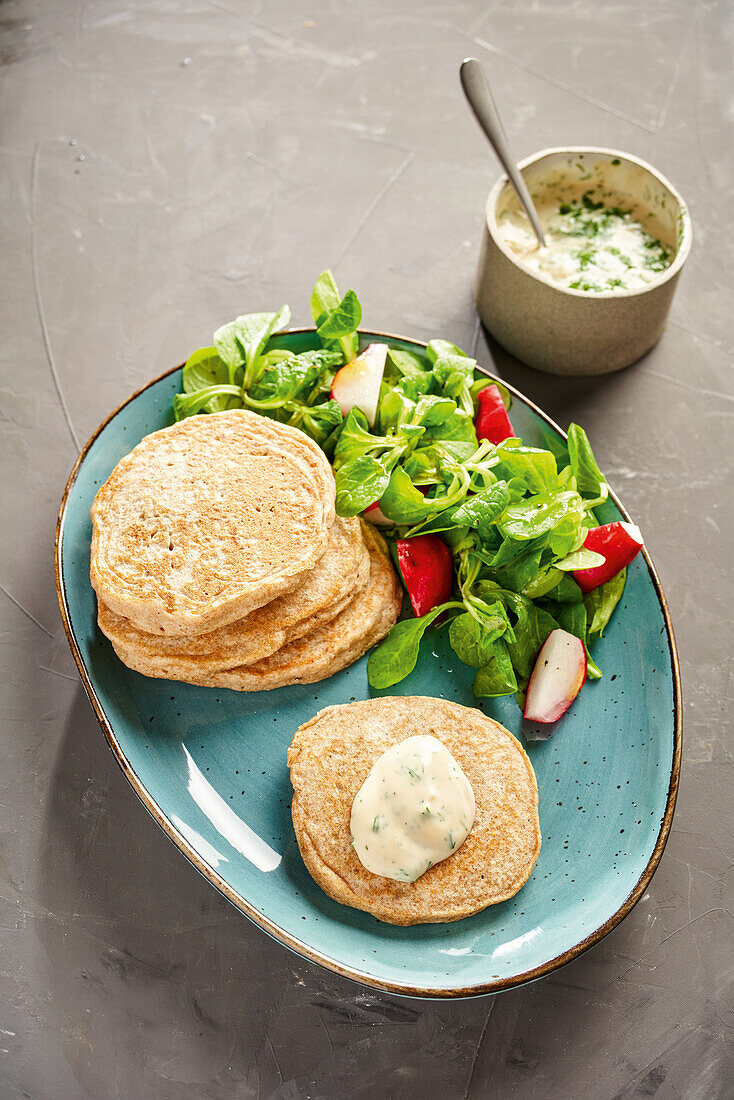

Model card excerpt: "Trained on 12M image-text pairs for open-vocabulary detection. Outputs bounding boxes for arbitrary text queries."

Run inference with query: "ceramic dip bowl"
[475,147,692,376]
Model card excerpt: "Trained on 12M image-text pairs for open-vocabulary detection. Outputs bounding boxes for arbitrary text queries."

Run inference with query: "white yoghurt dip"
[350,734,476,882]
[497,180,674,293]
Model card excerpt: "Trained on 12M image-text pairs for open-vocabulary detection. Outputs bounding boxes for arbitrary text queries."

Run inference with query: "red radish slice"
[330,342,387,426]
[475,384,514,444]
[363,501,393,527]
[524,629,587,724]
[396,535,453,617]
[573,521,644,594]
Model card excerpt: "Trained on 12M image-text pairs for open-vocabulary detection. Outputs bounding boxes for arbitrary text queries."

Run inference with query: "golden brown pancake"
[90,409,335,636]
[96,516,369,677]
[174,523,401,691]
[287,697,541,925]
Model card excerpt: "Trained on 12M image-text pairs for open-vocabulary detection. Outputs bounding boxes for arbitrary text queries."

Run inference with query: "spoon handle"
[460,57,546,248]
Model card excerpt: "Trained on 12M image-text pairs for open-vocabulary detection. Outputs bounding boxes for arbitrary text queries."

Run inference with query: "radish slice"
[475,384,514,444]
[396,535,453,617]
[363,501,393,527]
[524,629,587,724]
[573,521,644,594]
[330,342,387,426]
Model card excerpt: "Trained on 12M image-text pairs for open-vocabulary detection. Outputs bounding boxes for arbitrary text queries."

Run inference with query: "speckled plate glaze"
[55,330,681,998]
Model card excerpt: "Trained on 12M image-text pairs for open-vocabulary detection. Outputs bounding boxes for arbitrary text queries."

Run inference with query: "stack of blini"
[91,409,402,690]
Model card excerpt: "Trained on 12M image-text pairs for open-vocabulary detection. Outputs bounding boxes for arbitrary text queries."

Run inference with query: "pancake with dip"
[287,697,541,925]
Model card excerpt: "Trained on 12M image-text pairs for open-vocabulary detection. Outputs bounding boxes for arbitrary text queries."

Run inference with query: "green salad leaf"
[449,610,507,667]
[387,347,430,378]
[247,349,342,408]
[214,306,290,388]
[181,346,230,399]
[311,269,361,363]
[174,347,240,419]
[173,382,242,421]
[474,641,518,697]
[567,423,607,496]
[335,454,393,516]
[453,482,511,533]
[367,603,459,689]
[585,568,626,637]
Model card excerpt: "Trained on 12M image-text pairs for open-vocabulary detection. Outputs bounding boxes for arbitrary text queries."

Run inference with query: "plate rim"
[54,328,682,999]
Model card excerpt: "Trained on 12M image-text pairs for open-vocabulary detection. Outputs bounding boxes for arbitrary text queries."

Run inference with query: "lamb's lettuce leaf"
[179,347,236,416]
[449,610,508,667]
[335,455,393,516]
[248,349,341,407]
[473,640,518,697]
[311,269,360,362]
[585,568,626,637]
[214,306,290,388]
[453,482,512,534]
[567,422,608,501]
[367,603,459,689]
[173,382,241,421]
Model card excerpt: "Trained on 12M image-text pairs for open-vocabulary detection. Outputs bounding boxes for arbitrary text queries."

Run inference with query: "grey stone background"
[1,1,732,1096]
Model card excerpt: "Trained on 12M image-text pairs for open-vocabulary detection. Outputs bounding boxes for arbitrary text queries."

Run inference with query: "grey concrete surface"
[1,1,732,1097]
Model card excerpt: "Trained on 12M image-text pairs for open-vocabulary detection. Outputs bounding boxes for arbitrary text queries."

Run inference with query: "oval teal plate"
[55,329,681,998]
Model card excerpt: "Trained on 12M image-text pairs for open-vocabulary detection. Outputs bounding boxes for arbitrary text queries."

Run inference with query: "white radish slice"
[330,343,387,426]
[620,521,643,544]
[524,629,587,724]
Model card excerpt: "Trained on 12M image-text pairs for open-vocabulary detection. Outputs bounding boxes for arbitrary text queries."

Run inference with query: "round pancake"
[287,697,541,925]
[177,523,402,691]
[90,409,336,636]
[97,516,370,678]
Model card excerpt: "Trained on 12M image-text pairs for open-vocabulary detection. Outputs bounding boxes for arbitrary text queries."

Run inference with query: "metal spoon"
[460,57,546,248]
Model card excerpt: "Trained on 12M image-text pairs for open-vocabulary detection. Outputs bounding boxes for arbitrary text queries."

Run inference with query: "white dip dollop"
[350,734,476,883]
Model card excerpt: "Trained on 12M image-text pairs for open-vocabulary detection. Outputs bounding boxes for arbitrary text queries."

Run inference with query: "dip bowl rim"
[485,145,693,300]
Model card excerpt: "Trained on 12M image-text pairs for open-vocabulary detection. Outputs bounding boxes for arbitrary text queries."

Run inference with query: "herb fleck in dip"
[498,187,674,293]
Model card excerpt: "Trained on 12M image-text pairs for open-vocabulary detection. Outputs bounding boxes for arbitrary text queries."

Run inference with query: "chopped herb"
[574,248,596,270]
[582,191,604,210]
